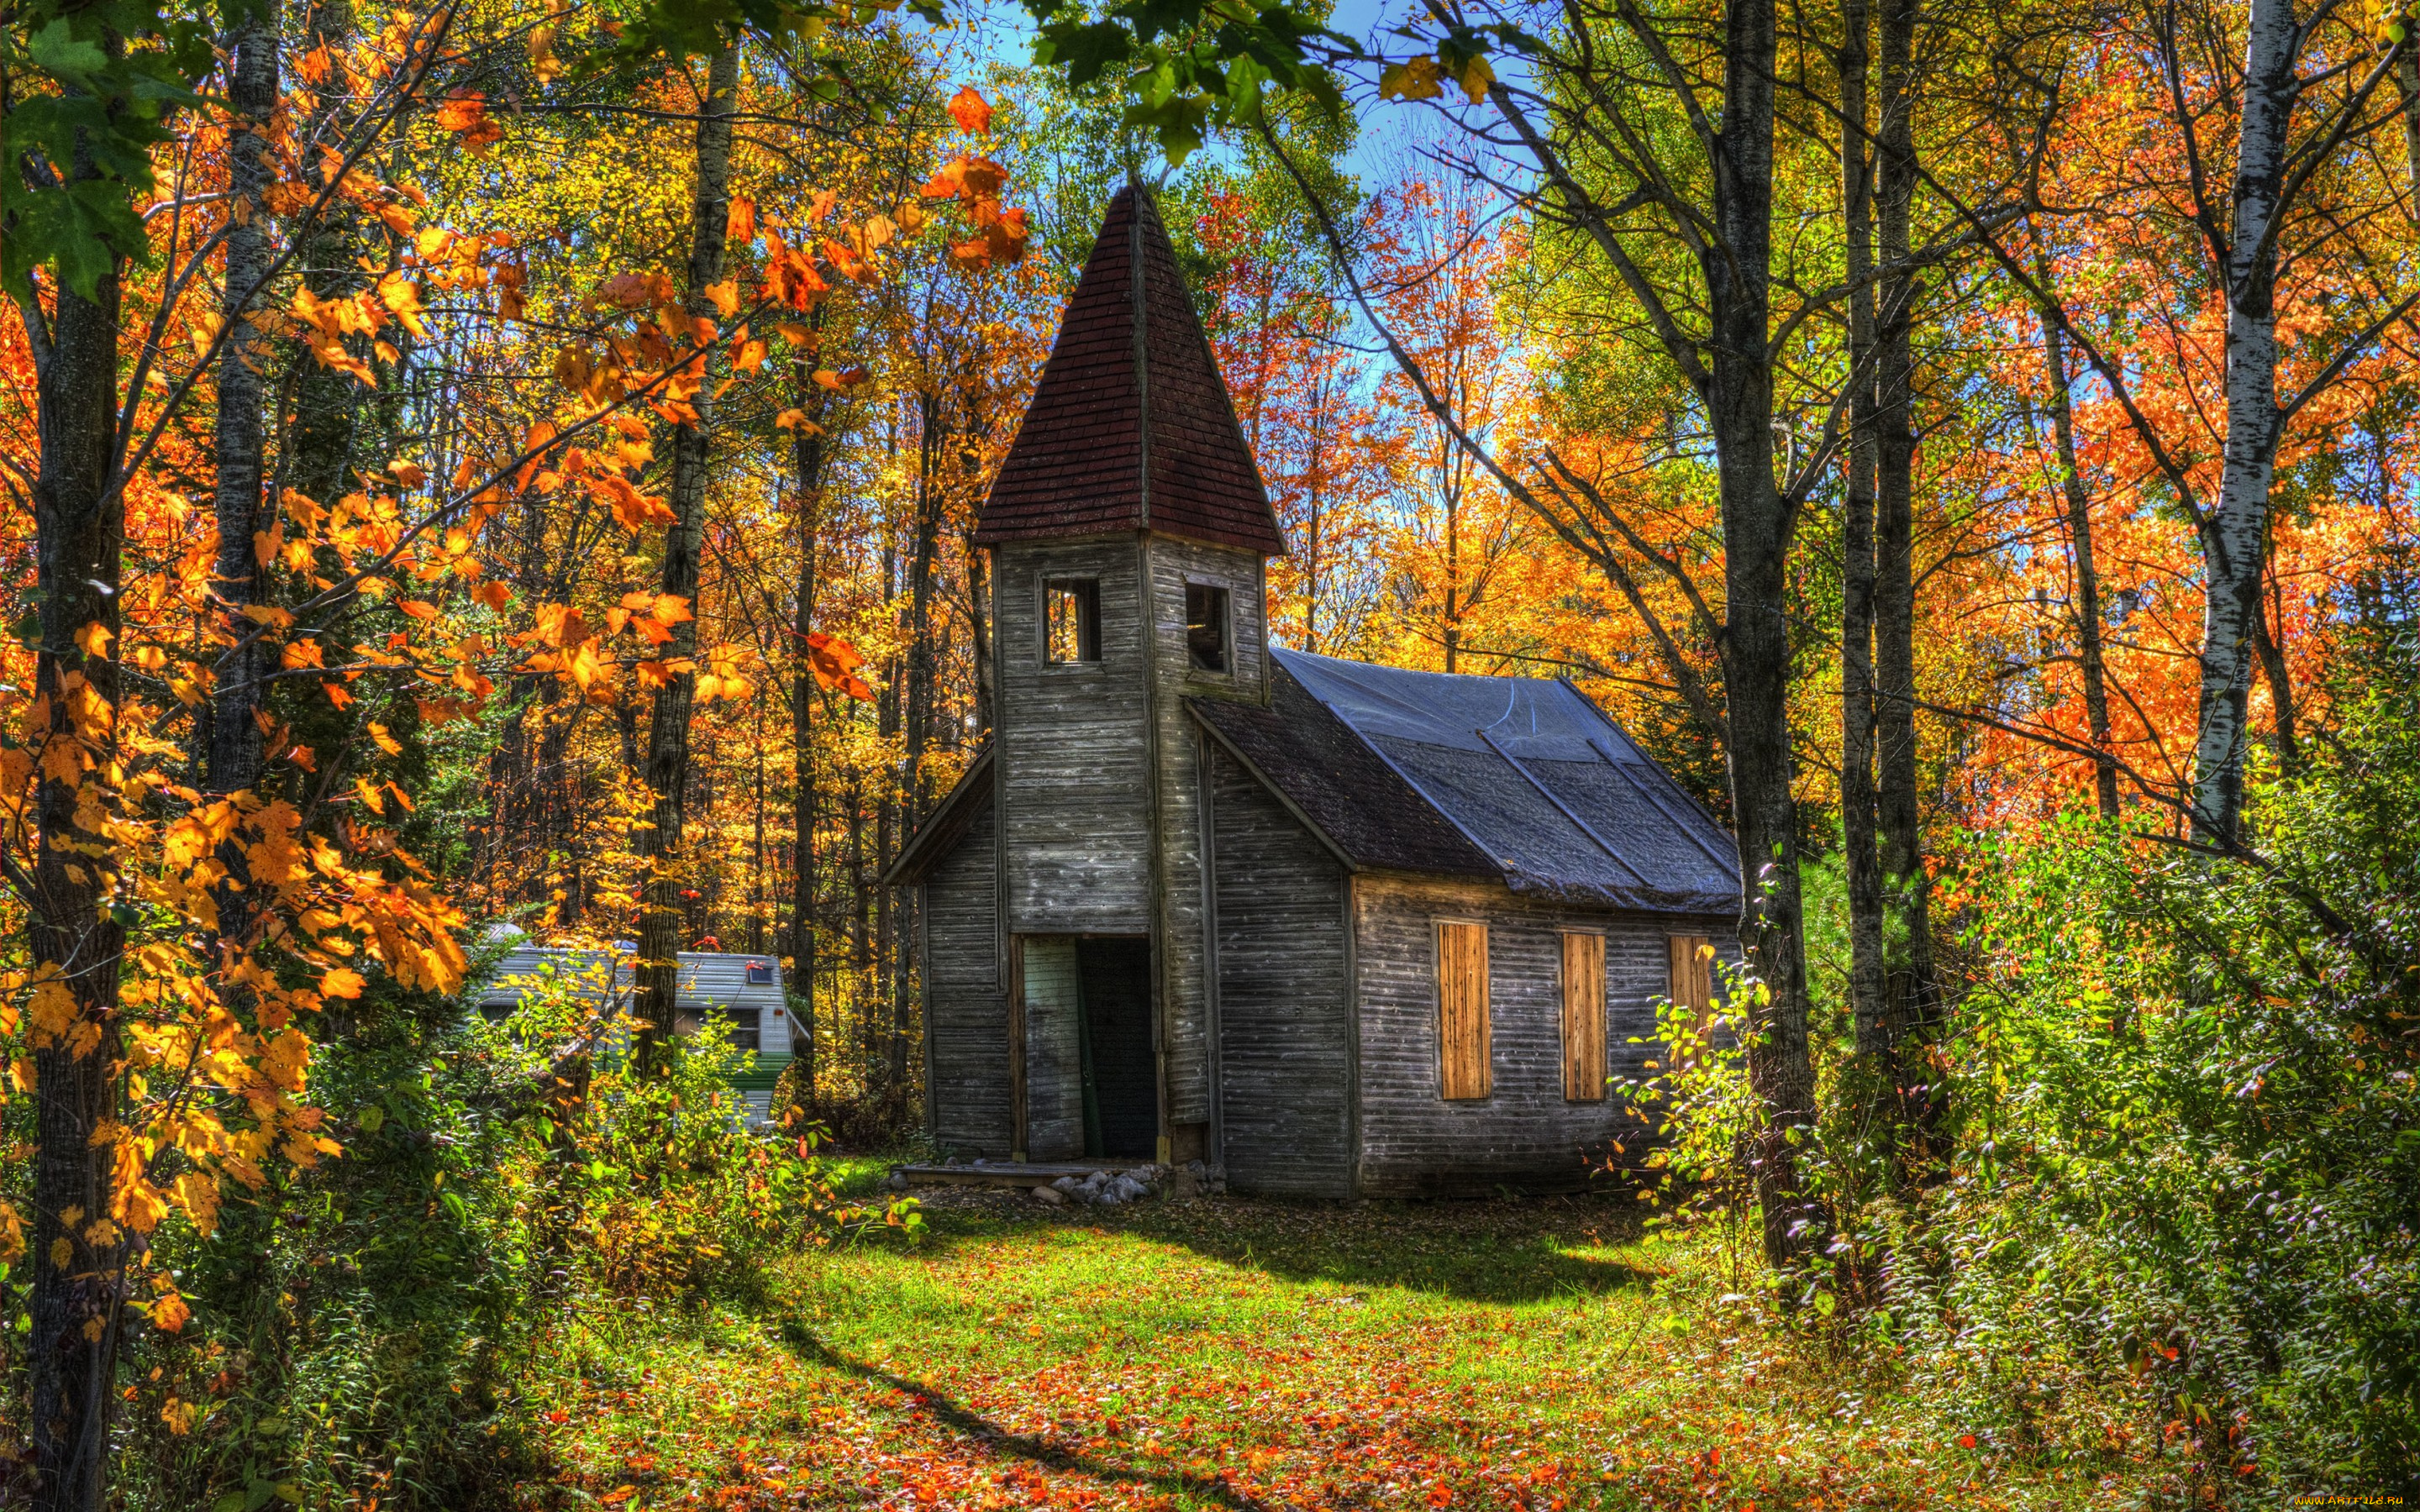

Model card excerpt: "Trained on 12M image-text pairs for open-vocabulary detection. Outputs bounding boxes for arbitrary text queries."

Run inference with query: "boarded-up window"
[1561,932,1606,1101]
[1668,935,1717,1057]
[1435,921,1490,1100]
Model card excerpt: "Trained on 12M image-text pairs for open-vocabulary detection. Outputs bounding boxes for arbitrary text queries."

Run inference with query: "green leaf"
[26,18,109,83]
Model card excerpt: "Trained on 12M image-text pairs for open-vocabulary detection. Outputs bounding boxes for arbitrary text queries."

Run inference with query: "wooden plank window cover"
[1668,935,1717,1058]
[1561,932,1607,1101]
[1436,921,1491,1100]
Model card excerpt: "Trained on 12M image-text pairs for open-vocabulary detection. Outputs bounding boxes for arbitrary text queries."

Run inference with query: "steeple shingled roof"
[974,185,1288,555]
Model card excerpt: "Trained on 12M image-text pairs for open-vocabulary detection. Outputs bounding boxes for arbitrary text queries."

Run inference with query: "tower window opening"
[1045,579,1100,664]
[1186,582,1229,673]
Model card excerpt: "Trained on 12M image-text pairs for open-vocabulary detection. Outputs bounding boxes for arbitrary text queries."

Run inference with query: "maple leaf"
[434,91,504,154]
[920,155,1008,201]
[949,86,994,136]
[1379,57,1444,101]
[802,630,876,701]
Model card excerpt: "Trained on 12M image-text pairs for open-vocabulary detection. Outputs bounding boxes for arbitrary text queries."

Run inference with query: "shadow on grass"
[892,1187,1662,1305]
[780,1320,1276,1510]
[1128,1194,1660,1304]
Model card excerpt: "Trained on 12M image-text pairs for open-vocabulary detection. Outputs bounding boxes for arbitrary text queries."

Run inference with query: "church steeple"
[975,186,1287,557]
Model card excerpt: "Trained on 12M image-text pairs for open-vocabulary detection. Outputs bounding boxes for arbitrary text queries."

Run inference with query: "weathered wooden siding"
[1022,937,1085,1160]
[1147,536,1265,1131]
[1353,872,1739,1196]
[923,801,1009,1157]
[1204,743,1353,1197]
[996,539,1153,935]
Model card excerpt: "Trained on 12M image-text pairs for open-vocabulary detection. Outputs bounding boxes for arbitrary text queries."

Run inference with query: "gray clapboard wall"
[995,538,1155,937]
[1145,534,1266,1137]
[924,798,1011,1156]
[1352,873,1737,1197]
[991,530,1269,1154]
[1204,742,1354,1197]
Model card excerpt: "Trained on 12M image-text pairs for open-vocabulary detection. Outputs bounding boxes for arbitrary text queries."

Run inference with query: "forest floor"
[513,1168,2182,1510]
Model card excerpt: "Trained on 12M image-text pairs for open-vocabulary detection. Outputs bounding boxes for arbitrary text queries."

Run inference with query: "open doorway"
[1076,937,1156,1158]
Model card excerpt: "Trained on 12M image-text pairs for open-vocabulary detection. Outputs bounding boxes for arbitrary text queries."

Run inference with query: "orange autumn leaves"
[923,87,1028,270]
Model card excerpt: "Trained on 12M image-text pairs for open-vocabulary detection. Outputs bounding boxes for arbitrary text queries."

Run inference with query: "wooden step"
[892,1159,1157,1189]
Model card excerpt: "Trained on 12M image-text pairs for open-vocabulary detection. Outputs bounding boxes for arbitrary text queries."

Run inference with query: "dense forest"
[0,0,2414,1505]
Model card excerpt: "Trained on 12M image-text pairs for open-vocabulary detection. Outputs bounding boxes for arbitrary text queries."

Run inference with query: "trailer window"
[714,1008,761,1053]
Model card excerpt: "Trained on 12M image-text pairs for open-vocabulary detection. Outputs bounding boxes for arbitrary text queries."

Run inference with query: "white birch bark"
[2192,0,2298,843]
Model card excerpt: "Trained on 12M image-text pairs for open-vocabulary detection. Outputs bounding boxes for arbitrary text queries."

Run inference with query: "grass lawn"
[516,1187,2177,1509]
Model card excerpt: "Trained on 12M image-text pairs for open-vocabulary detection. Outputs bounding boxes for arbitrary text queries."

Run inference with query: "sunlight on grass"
[518,1196,2179,1509]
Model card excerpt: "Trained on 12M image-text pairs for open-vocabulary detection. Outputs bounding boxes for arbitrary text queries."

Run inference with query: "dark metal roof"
[1189,670,1497,879]
[974,186,1288,557]
[1201,650,1740,915]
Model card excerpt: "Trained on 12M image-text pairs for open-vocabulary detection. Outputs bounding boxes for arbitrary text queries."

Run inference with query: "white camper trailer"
[471,942,795,1123]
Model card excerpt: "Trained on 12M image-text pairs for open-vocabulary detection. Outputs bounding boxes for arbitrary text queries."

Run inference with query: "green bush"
[1897,680,2420,1489]
[94,949,902,1511]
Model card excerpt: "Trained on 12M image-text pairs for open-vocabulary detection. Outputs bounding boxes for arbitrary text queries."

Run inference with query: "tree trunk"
[2401,43,2419,223]
[285,0,366,515]
[2038,312,2121,820]
[631,43,741,1074]
[1839,0,1889,1084]
[789,385,828,1105]
[1874,0,1938,1090]
[207,0,278,816]
[2191,0,2296,843]
[894,394,944,1095]
[1706,0,1822,1273]
[26,265,129,1512]
[2253,564,2297,772]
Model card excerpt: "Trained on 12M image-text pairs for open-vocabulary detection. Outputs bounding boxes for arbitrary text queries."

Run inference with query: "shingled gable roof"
[974,185,1288,556]
[1191,651,1743,916]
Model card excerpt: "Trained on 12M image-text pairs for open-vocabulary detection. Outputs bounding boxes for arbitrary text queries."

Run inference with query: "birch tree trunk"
[2190,0,2296,843]
[632,42,741,1074]
[208,2,278,815]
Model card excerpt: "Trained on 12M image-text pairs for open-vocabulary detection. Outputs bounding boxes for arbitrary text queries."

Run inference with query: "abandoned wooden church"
[891,186,1744,1199]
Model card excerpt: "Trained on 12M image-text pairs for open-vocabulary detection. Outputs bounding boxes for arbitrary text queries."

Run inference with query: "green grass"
[517,1192,2186,1509]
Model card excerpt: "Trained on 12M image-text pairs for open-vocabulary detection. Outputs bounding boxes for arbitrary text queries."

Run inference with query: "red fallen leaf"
[1958,1433,1977,1448]
[545,1410,569,1424]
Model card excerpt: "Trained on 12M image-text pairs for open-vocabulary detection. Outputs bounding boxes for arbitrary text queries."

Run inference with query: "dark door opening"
[1075,937,1157,1158]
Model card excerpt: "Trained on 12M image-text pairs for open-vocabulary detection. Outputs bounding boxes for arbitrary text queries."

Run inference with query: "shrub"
[85,945,908,1510]
[1896,682,2420,1490]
